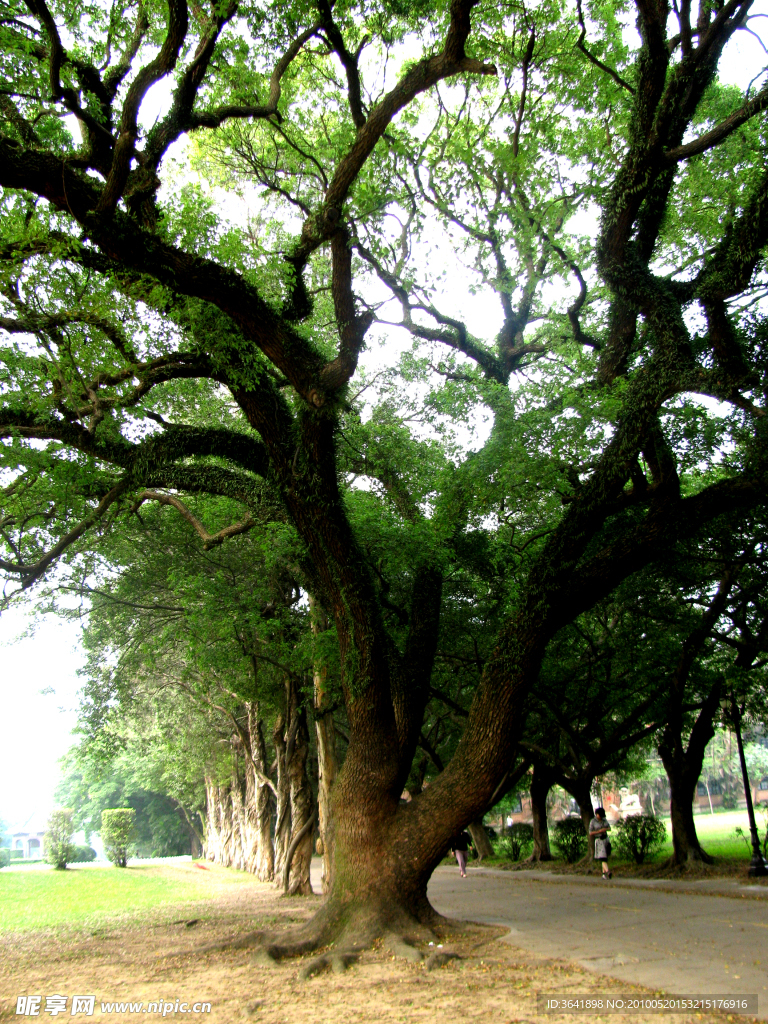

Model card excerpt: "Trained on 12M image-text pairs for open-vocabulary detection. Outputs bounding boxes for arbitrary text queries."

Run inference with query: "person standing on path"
[450,831,472,877]
[589,807,612,878]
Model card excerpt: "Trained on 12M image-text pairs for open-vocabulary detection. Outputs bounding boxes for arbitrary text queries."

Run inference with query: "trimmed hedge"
[45,809,76,870]
[614,814,666,864]
[553,817,587,863]
[71,845,98,863]
[496,823,535,861]
[101,809,136,868]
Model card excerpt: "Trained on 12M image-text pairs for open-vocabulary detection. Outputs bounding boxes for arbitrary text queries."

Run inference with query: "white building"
[10,812,48,859]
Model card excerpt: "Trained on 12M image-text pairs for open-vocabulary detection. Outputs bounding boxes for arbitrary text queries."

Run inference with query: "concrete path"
[427,866,768,1017]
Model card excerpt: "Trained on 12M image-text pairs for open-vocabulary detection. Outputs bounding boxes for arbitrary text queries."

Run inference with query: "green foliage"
[101,809,136,868]
[44,809,76,870]
[614,815,667,864]
[57,741,201,859]
[552,819,588,864]
[495,823,534,862]
[70,845,97,863]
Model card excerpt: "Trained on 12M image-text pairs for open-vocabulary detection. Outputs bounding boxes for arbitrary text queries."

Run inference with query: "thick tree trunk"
[206,781,236,866]
[529,766,553,861]
[467,820,493,860]
[271,678,314,894]
[202,779,219,862]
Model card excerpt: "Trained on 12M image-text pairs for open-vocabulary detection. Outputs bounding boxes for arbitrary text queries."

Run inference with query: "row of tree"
[54,490,768,882]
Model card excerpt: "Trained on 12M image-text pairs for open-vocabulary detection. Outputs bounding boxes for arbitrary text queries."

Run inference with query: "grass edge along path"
[0,862,261,933]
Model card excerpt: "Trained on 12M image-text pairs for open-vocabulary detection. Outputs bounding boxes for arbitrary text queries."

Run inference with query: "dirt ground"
[0,863,761,1024]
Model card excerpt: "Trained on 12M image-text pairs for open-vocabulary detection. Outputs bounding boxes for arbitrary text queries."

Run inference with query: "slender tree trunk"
[561,778,596,862]
[286,701,314,895]
[529,765,554,861]
[203,778,219,863]
[467,820,493,860]
[248,703,275,881]
[272,712,291,881]
[311,597,338,893]
[175,805,203,858]
[230,761,247,872]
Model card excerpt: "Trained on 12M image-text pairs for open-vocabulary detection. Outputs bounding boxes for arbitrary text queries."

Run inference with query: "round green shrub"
[614,814,667,864]
[101,808,136,868]
[71,845,98,863]
[495,823,535,861]
[553,818,587,863]
[44,809,76,870]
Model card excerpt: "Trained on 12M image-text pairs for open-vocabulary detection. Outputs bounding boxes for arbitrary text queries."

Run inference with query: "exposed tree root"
[178,886,467,977]
[164,930,266,959]
[297,951,358,979]
[383,930,424,962]
[425,950,462,971]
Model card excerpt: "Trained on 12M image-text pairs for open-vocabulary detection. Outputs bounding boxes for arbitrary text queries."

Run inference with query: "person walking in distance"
[590,807,612,878]
[450,830,472,877]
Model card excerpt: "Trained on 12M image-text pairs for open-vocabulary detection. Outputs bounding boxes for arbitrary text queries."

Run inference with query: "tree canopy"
[1,0,767,959]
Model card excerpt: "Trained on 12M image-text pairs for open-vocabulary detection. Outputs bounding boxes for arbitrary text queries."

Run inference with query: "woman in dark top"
[450,831,472,877]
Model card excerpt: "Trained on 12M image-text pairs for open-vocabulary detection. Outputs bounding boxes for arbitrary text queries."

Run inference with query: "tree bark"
[175,805,203,859]
[272,711,292,881]
[310,597,339,893]
[285,701,314,895]
[658,720,717,864]
[467,820,493,860]
[658,687,720,865]
[656,572,735,865]
[559,777,596,861]
[247,702,275,881]
[529,764,554,861]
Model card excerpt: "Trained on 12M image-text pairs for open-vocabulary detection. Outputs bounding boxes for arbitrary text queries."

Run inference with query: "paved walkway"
[427,866,768,1017]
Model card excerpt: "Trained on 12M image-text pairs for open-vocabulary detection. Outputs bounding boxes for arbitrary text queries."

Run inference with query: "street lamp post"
[730,694,768,878]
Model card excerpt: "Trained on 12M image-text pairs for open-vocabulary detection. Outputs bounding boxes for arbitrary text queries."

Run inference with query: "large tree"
[1,0,767,963]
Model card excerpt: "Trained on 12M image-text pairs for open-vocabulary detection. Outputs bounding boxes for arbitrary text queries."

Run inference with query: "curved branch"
[664,81,768,163]
[575,0,635,94]
[97,0,189,215]
[132,490,255,549]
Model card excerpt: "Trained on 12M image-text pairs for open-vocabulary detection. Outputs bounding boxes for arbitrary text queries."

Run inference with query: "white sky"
[0,609,82,829]
[0,5,766,831]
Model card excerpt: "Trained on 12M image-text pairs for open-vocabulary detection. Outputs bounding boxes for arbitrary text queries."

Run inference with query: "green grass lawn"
[0,862,257,933]
[642,808,767,862]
